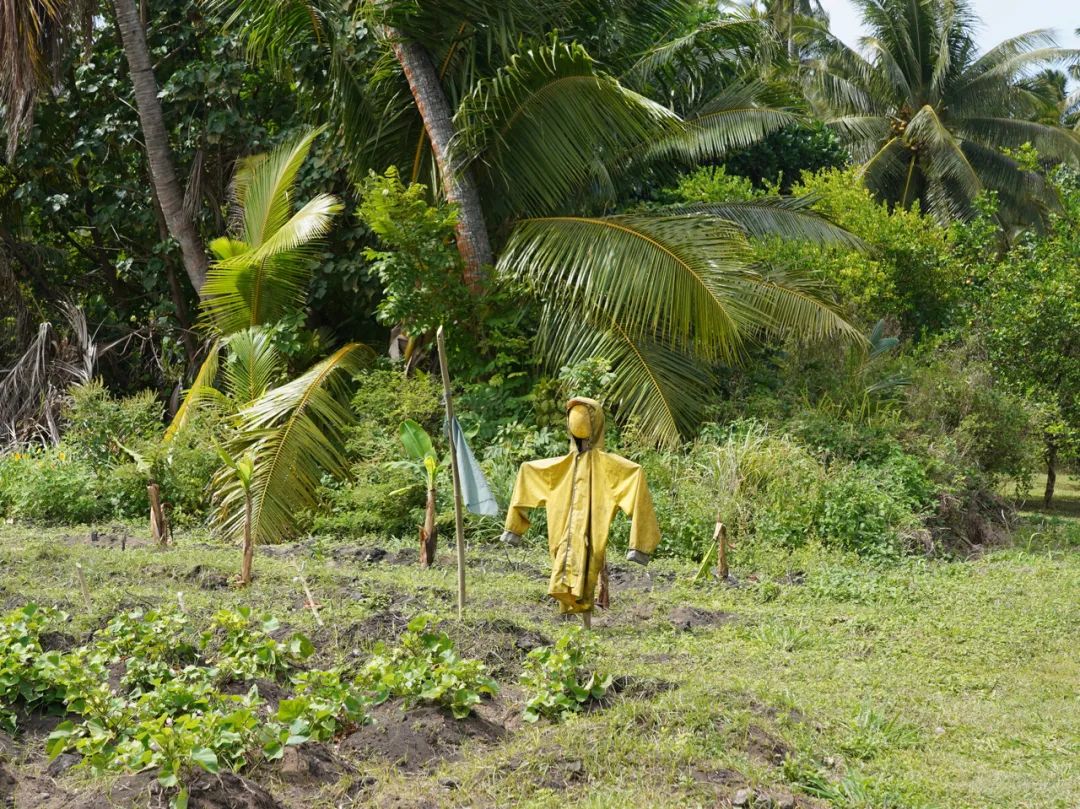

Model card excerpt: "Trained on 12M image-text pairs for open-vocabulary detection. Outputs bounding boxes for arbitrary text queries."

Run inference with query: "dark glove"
[626,549,651,566]
[500,530,523,546]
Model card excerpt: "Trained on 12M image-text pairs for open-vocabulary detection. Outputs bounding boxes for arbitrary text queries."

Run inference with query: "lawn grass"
[0,514,1076,808]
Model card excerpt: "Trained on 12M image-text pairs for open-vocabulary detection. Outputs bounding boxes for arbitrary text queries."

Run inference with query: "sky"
[820,0,1080,54]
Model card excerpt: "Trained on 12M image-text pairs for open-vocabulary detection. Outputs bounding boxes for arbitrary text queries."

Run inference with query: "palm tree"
[168,129,371,560]
[111,0,210,291]
[217,2,861,445]
[806,0,1080,227]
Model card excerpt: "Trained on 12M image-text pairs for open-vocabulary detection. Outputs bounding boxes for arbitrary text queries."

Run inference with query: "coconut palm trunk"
[112,0,209,293]
[387,29,493,290]
[240,489,254,585]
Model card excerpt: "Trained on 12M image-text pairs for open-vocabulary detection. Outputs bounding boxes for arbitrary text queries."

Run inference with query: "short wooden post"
[75,563,92,612]
[436,326,467,620]
[295,564,324,627]
[176,591,186,613]
[716,521,729,580]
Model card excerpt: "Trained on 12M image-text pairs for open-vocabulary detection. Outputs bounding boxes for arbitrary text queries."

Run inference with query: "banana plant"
[396,419,441,567]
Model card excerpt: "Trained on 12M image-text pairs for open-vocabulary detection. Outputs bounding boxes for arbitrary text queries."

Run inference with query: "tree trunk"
[112,0,208,294]
[240,491,254,585]
[420,486,438,567]
[1044,440,1057,508]
[387,29,493,291]
[148,482,169,546]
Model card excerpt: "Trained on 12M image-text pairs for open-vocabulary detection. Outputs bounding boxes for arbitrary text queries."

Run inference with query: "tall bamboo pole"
[436,326,467,618]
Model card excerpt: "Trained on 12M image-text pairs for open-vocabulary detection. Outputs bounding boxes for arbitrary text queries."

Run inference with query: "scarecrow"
[500,397,660,627]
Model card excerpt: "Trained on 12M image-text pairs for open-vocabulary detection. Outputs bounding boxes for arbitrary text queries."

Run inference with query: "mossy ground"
[0,483,1076,808]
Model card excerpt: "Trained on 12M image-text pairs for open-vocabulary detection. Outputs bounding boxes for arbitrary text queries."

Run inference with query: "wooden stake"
[295,564,324,627]
[176,591,186,613]
[436,325,466,620]
[716,521,729,580]
[75,563,92,612]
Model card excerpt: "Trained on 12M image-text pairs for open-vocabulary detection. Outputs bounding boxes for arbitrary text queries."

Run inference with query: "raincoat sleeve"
[613,463,660,558]
[503,461,549,536]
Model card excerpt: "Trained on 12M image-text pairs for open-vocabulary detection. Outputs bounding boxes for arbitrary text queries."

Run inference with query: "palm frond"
[665,197,866,249]
[538,302,712,447]
[951,116,1080,163]
[452,39,680,222]
[237,127,327,248]
[199,129,341,335]
[501,212,859,366]
[221,327,283,406]
[214,343,372,544]
[672,80,801,162]
[164,341,224,444]
[499,214,754,362]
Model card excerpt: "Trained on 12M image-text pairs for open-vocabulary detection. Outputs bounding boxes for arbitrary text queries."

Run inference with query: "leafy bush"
[0,604,67,731]
[358,167,469,340]
[776,168,965,336]
[201,608,315,681]
[63,381,163,470]
[905,349,1041,483]
[520,627,611,722]
[357,614,498,718]
[0,448,106,524]
[314,367,442,538]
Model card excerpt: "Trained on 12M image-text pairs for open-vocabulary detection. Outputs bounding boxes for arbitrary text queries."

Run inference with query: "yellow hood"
[565,396,606,452]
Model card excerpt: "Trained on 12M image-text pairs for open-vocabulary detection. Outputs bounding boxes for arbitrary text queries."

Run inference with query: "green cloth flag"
[449,416,500,516]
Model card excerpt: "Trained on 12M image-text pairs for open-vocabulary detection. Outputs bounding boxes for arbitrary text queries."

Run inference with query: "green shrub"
[905,349,1041,482]
[0,448,106,524]
[63,381,162,470]
[778,168,965,335]
[314,367,442,538]
[520,627,611,722]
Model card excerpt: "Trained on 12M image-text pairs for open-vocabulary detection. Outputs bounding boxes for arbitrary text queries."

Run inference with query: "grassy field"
[0,500,1076,808]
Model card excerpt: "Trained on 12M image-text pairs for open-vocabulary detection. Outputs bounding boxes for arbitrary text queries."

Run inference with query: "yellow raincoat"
[502,398,660,613]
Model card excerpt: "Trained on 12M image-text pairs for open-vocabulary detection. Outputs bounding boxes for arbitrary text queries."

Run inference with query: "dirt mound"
[448,619,550,675]
[669,606,737,631]
[270,743,352,786]
[340,701,504,771]
[745,724,791,766]
[183,564,231,590]
[220,678,288,716]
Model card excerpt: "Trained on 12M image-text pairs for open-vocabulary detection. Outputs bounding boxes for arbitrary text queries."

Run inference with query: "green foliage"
[669,165,757,203]
[520,627,611,723]
[0,448,105,524]
[777,168,964,335]
[202,607,314,681]
[972,168,1080,465]
[723,122,849,192]
[63,381,163,470]
[905,349,1041,483]
[314,368,442,538]
[0,605,67,732]
[201,128,343,337]
[0,604,373,806]
[357,615,498,719]
[358,167,469,337]
[398,419,439,490]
